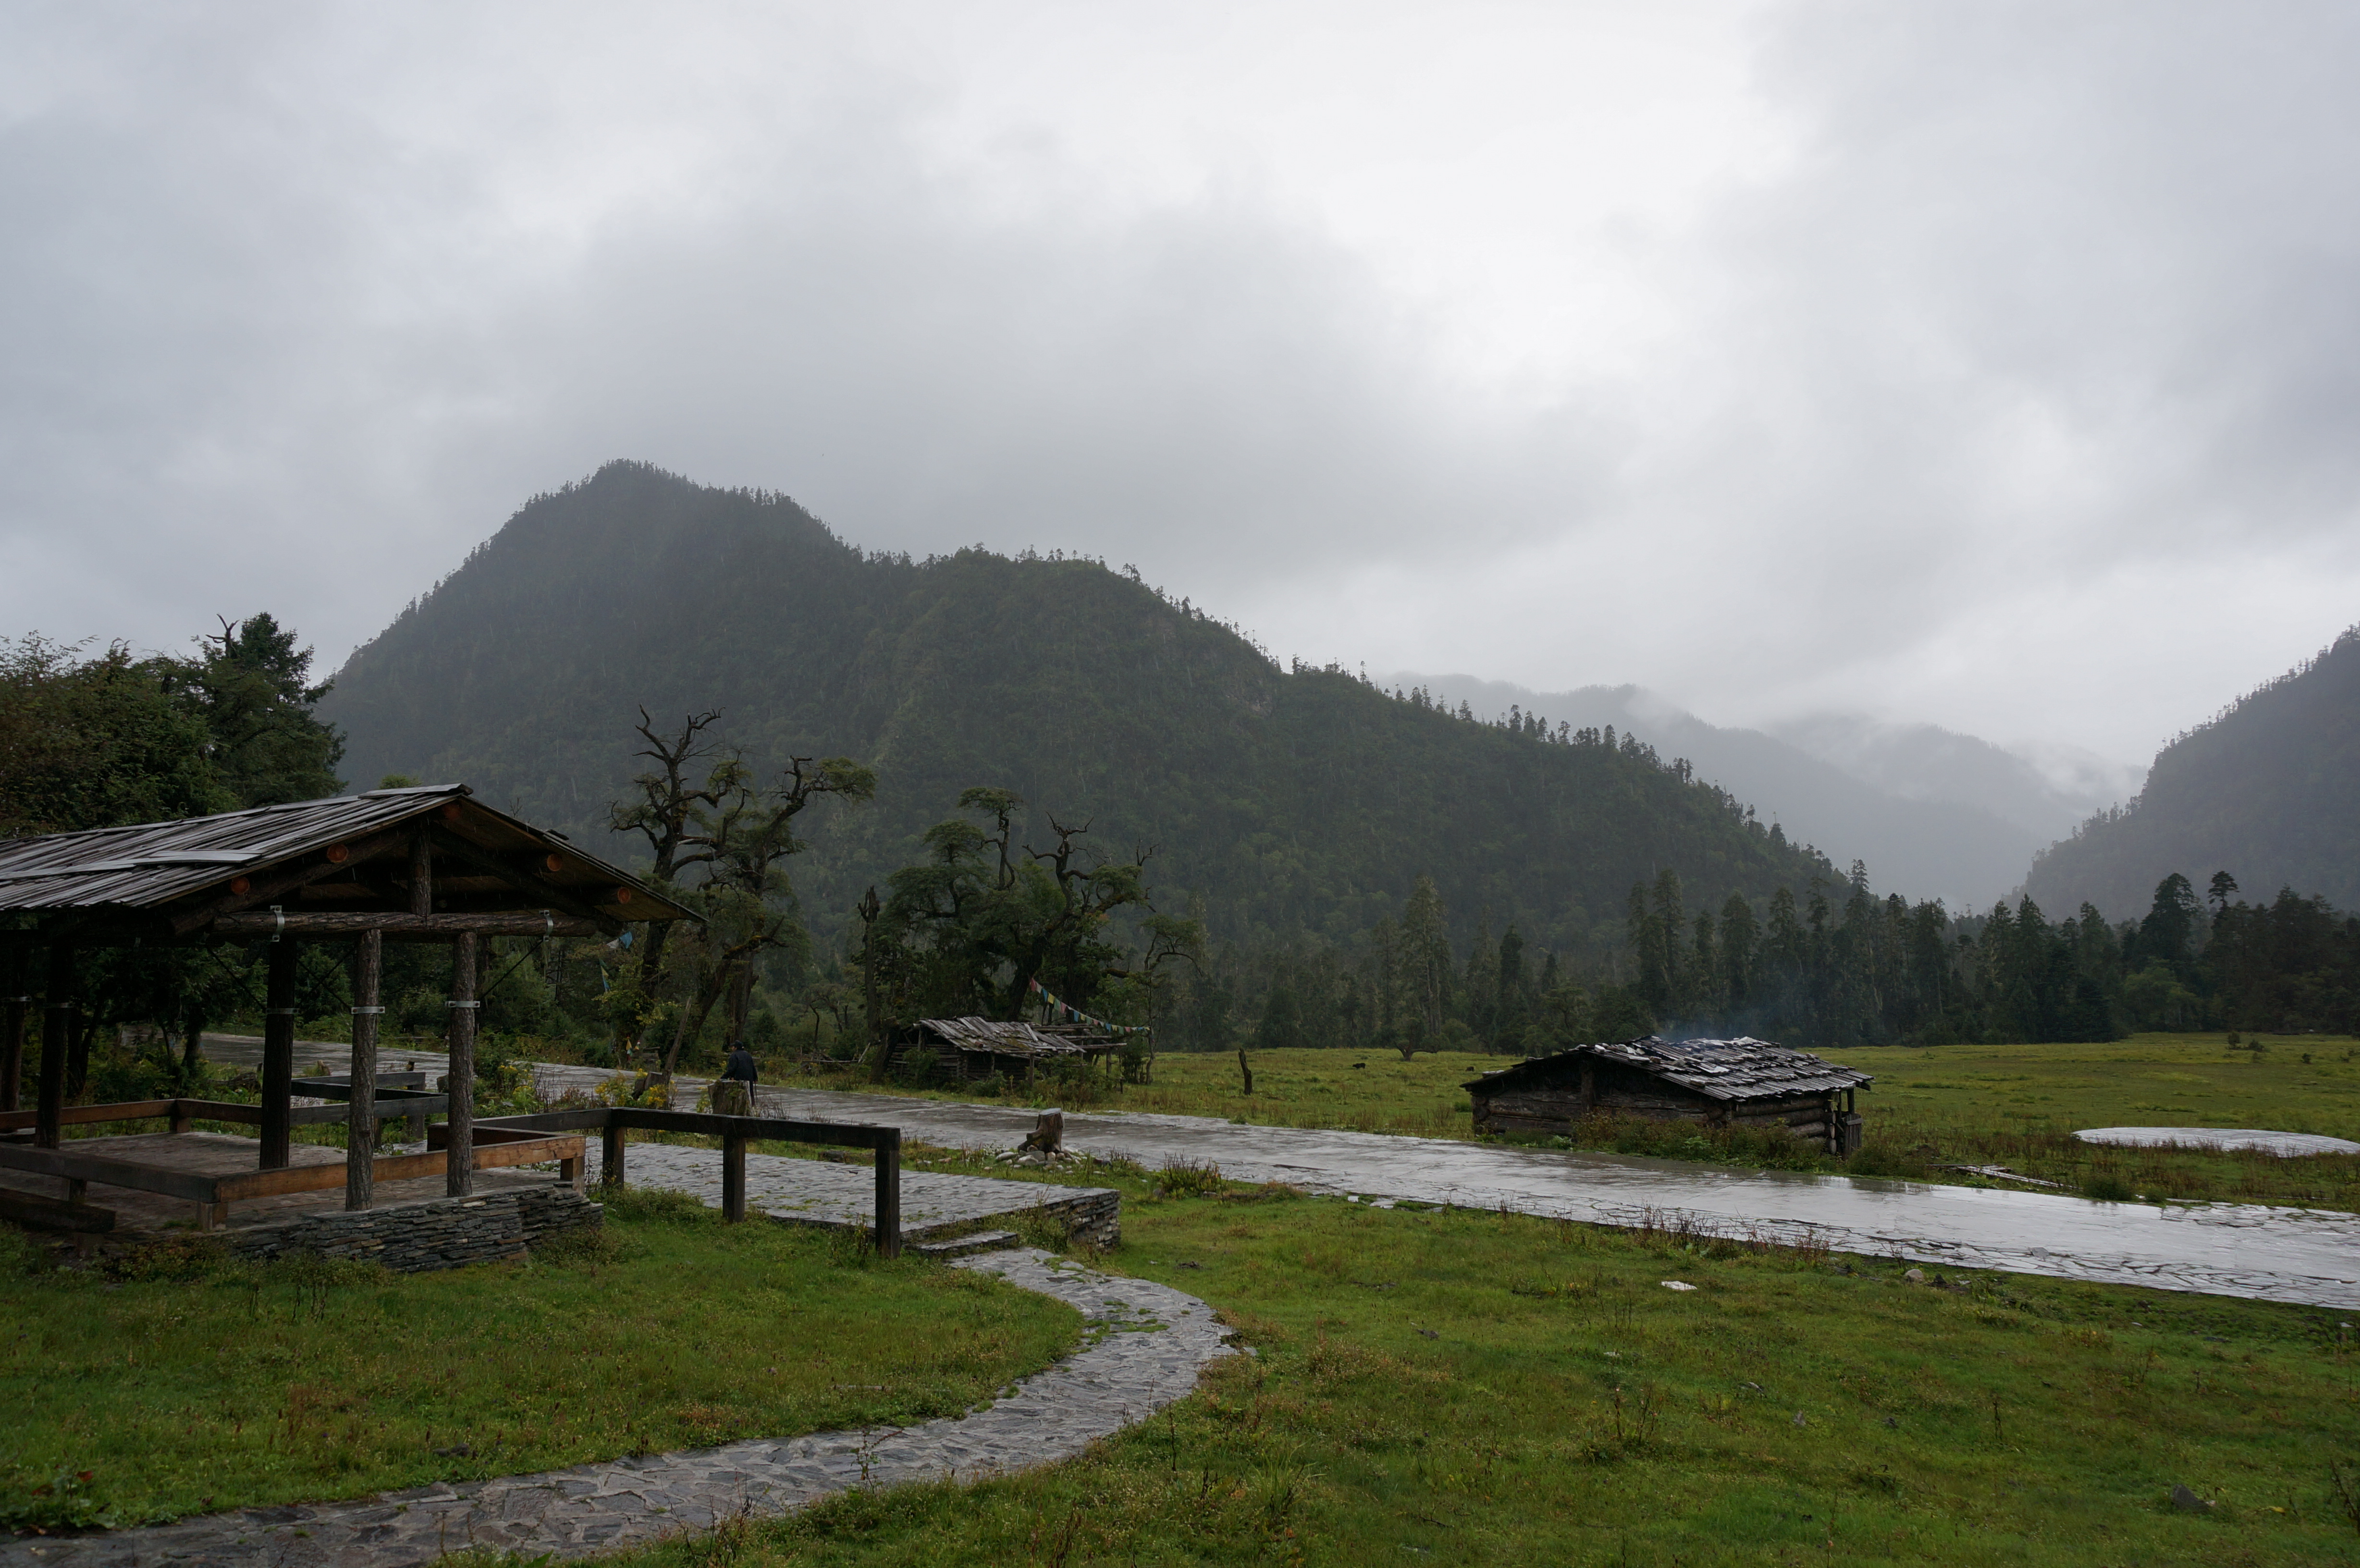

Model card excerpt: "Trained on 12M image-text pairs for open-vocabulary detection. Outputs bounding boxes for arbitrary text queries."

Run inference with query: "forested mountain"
[1387,672,2062,910]
[2025,625,2360,919]
[324,461,1843,955]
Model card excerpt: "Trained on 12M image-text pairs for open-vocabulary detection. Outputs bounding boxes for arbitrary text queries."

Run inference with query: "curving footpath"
[0,1251,1240,1568]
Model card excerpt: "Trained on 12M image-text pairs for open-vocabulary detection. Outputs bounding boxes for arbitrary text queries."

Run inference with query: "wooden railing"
[475,1107,902,1256]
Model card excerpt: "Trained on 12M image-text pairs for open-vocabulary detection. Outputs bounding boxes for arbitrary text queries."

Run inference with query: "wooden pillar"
[345,930,383,1211]
[1,945,26,1113]
[722,1132,747,1223]
[445,931,477,1197]
[260,937,298,1168]
[35,943,73,1150]
[873,1131,901,1257]
[601,1118,627,1190]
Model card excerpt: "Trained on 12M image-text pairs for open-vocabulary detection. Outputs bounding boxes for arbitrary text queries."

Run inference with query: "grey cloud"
[1,1,2356,781]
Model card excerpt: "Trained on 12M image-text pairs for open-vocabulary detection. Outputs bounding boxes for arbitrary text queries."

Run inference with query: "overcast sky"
[5,1,2356,779]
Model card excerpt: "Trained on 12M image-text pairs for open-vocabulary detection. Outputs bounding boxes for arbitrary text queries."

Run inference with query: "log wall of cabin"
[1471,1059,1843,1147]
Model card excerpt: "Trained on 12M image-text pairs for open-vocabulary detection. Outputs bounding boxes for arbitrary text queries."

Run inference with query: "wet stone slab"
[0,1250,1237,1568]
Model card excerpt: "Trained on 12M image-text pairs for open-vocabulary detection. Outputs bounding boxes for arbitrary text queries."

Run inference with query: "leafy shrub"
[0,1467,119,1532]
[2082,1171,2137,1203]
[1153,1157,1226,1197]
[970,1072,1006,1097]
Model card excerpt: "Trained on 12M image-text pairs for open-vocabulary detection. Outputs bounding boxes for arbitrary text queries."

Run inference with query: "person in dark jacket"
[716,1039,758,1115]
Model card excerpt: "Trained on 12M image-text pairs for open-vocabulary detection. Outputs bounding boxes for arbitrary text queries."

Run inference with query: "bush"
[1153,1157,1226,1197]
[970,1072,1006,1097]
[2082,1171,2137,1203]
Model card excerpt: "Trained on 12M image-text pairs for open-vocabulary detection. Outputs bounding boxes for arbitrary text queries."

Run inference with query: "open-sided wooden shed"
[1465,1035,1870,1154]
[896,1017,1124,1084]
[0,784,697,1236]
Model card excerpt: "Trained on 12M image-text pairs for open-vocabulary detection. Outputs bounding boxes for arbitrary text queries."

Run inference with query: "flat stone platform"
[597,1140,1120,1248]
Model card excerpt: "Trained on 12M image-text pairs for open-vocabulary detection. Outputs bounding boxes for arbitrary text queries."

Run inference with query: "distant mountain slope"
[324,462,1842,951]
[1387,673,2049,910]
[2023,625,2360,919]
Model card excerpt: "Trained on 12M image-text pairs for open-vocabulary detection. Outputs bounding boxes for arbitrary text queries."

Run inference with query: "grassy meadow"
[822,1033,2360,1211]
[0,1189,1076,1531]
[602,1170,2360,1568]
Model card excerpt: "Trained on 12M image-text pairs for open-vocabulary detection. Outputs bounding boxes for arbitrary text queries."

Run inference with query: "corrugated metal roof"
[916,1017,1116,1059]
[0,785,695,923]
[1466,1035,1871,1102]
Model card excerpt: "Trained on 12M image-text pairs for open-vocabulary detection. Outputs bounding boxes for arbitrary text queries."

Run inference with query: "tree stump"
[1019,1109,1064,1154]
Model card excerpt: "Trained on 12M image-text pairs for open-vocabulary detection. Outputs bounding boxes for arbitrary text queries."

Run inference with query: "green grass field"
[602,1170,2360,1567]
[0,1190,1076,1531]
[819,1033,2360,1210]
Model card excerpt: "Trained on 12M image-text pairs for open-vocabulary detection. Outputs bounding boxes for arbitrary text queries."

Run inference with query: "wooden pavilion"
[0,784,697,1237]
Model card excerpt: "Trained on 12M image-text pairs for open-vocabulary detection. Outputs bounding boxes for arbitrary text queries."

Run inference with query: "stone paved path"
[0,1251,1237,1567]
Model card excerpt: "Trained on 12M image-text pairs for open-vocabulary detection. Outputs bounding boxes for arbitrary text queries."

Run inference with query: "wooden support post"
[722,1132,747,1223]
[35,943,72,1150]
[169,1103,192,1135]
[1,946,25,1113]
[445,931,477,1197]
[260,937,297,1168]
[345,929,382,1212]
[874,1130,901,1257]
[409,831,433,915]
[601,1119,626,1189]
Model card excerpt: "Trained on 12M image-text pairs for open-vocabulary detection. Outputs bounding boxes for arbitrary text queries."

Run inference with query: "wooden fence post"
[345,929,382,1212]
[874,1130,900,1257]
[722,1130,746,1223]
[601,1117,626,1190]
[35,942,72,1150]
[260,936,297,1168]
[445,931,477,1197]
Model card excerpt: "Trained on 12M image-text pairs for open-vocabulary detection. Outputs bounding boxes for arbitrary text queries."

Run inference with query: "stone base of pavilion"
[0,1128,600,1271]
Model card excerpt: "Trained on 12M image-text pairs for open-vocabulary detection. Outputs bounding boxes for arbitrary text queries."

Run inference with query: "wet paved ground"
[0,1250,1238,1568]
[201,1039,2360,1309]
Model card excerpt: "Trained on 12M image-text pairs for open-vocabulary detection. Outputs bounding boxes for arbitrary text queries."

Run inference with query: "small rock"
[1881,1416,1898,1429]
[1661,1280,1697,1292]
[2169,1484,2214,1513]
[1416,1328,1438,1340]
[1791,1412,1808,1427]
[1903,1267,1927,1283]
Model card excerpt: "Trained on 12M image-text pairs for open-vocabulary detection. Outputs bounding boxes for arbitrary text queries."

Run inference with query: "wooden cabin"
[893,1017,1124,1084]
[1465,1036,1869,1154]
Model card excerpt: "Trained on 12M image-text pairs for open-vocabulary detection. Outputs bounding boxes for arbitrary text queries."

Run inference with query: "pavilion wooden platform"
[0,1130,568,1240]
[0,1099,584,1236]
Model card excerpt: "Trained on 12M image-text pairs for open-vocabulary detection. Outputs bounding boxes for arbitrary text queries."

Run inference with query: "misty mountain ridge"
[1382,672,2135,911]
[320,460,1844,957]
[2024,624,2360,919]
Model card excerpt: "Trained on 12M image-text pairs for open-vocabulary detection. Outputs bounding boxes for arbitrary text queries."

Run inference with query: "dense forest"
[323,460,1844,957]
[2026,622,2360,918]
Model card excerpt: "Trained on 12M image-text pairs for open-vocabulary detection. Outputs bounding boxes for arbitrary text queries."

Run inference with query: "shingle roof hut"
[900,1017,1124,1084]
[1464,1036,1871,1154]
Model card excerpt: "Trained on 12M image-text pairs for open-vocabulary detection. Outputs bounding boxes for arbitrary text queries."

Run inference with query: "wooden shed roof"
[1465,1035,1871,1102]
[915,1017,1118,1060]
[0,784,696,939]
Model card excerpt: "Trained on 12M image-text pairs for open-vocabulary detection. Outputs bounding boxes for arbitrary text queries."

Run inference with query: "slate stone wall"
[226,1186,602,1274]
